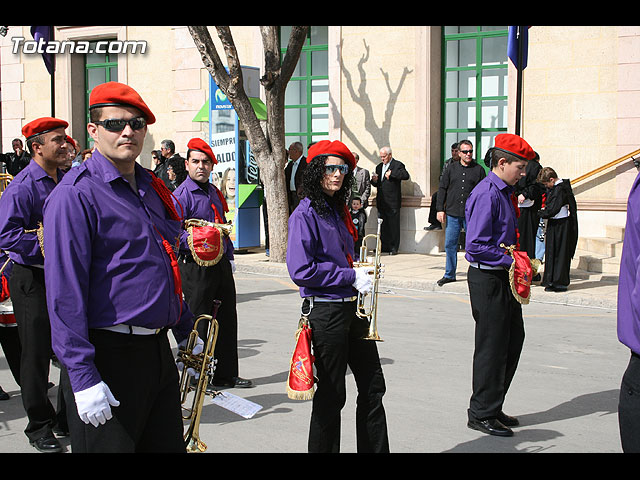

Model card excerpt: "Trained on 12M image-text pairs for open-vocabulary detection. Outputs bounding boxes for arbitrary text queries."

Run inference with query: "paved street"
[0,270,628,453]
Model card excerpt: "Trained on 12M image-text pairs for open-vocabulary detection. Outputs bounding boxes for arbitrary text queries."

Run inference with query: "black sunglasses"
[94,117,147,132]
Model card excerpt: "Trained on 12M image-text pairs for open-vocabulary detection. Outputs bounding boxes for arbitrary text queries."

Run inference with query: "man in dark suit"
[350,152,372,208]
[371,146,410,255]
[284,141,307,214]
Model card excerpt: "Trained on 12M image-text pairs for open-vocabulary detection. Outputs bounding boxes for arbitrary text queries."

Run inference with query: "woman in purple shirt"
[286,140,389,453]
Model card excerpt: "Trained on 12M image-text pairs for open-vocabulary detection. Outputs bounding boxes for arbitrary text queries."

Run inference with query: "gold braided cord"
[24,222,45,258]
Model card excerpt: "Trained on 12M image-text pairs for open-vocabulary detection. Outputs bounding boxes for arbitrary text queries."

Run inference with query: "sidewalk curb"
[235,259,618,311]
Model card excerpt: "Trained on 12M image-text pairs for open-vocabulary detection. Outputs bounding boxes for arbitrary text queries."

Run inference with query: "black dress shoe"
[30,435,63,453]
[544,285,567,292]
[212,376,253,388]
[467,418,513,437]
[389,250,398,256]
[437,276,456,287]
[0,386,9,401]
[424,224,442,231]
[496,411,519,427]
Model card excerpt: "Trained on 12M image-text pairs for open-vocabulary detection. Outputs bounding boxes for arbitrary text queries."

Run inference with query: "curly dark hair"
[168,155,188,184]
[302,155,354,219]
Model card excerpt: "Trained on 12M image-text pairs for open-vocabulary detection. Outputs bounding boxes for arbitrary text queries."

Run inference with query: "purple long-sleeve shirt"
[286,197,357,299]
[0,159,63,266]
[618,171,640,355]
[464,171,517,269]
[171,175,234,260]
[43,150,193,393]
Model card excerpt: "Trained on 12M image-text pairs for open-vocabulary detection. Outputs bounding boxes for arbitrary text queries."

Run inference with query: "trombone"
[353,218,384,341]
[177,300,221,453]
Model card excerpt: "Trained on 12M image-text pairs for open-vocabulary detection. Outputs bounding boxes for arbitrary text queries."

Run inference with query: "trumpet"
[177,300,221,453]
[353,218,384,341]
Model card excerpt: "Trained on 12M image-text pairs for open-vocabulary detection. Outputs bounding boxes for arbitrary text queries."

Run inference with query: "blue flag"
[508,26,529,70]
[30,26,55,75]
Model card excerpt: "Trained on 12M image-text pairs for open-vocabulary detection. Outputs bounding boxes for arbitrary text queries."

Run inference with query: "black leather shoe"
[212,376,253,388]
[389,250,398,256]
[30,435,63,453]
[544,285,567,292]
[467,418,513,437]
[424,224,442,231]
[437,276,456,287]
[497,411,519,427]
[0,386,9,401]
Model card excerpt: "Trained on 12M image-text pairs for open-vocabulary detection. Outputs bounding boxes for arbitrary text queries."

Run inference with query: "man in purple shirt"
[617,166,640,452]
[43,82,194,453]
[286,140,389,453]
[173,137,252,389]
[0,116,69,453]
[464,133,536,437]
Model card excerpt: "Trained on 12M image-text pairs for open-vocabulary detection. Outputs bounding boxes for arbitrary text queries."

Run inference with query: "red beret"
[22,117,68,140]
[307,140,356,170]
[89,82,156,124]
[493,133,536,161]
[187,138,217,164]
[65,136,76,149]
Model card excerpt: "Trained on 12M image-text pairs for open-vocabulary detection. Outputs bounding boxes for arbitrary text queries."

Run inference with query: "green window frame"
[441,26,509,168]
[281,26,329,150]
[84,40,118,148]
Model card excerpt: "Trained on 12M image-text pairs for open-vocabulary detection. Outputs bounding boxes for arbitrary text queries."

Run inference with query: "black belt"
[93,324,169,336]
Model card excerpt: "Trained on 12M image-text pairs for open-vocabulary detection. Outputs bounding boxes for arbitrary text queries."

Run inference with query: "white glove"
[230,260,236,273]
[352,266,374,294]
[74,381,120,427]
[177,336,204,378]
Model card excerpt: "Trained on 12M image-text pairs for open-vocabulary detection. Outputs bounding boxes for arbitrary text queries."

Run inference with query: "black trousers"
[542,217,572,289]
[62,329,185,453]
[180,255,238,381]
[9,263,61,441]
[306,299,389,453]
[517,206,539,261]
[0,325,21,386]
[378,207,401,253]
[619,352,640,452]
[467,266,525,421]
[428,192,441,226]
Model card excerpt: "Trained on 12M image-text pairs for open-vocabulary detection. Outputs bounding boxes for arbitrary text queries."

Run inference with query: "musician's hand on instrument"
[352,266,374,294]
[74,381,120,427]
[177,336,204,378]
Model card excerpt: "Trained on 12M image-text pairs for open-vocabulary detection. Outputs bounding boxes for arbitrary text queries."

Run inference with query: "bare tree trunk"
[188,25,308,263]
